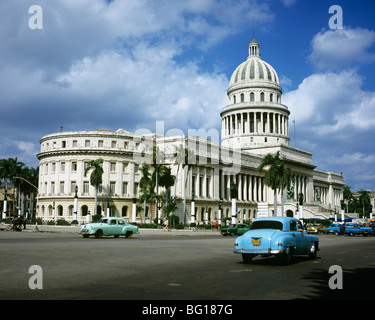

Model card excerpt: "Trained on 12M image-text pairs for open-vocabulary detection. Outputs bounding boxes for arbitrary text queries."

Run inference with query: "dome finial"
[248,33,260,58]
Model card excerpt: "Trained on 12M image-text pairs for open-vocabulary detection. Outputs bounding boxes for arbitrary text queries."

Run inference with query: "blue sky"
[1,0,375,192]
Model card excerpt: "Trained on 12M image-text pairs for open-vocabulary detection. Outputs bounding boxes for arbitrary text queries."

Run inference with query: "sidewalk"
[1,223,221,237]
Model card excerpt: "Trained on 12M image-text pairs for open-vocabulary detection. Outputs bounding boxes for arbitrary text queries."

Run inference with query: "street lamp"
[73,186,78,222]
[218,200,222,225]
[157,202,163,225]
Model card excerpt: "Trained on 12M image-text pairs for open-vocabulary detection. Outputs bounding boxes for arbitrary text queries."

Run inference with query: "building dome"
[221,37,290,150]
[228,38,280,93]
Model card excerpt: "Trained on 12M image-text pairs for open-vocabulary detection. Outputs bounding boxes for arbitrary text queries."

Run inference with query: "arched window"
[81,205,88,216]
[260,92,265,101]
[240,93,244,102]
[122,206,128,217]
[250,92,254,102]
[270,93,273,102]
[233,95,236,104]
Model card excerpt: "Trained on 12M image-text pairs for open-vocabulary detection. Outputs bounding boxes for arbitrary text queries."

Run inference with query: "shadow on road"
[299,266,375,300]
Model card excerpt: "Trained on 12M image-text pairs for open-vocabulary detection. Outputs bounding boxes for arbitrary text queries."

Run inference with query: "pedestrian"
[163,217,169,231]
[23,217,27,230]
[214,220,219,231]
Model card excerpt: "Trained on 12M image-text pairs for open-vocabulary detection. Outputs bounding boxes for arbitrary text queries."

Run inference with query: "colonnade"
[222,111,289,137]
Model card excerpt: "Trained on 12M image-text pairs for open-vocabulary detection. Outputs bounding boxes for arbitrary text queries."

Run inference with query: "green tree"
[258,151,292,216]
[84,159,104,216]
[139,163,153,222]
[343,185,353,213]
[358,189,371,218]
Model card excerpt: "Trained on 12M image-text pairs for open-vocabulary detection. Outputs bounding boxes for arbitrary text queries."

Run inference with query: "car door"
[107,219,118,235]
[290,221,304,254]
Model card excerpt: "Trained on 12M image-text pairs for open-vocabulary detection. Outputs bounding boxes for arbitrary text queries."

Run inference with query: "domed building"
[36,37,345,224]
[222,38,290,149]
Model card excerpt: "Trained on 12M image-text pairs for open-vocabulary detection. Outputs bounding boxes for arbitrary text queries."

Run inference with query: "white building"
[36,38,345,224]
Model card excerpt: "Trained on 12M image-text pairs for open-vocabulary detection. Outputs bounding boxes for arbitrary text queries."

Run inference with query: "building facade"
[36,38,345,224]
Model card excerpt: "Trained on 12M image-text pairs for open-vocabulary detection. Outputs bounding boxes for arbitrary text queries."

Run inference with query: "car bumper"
[233,248,284,255]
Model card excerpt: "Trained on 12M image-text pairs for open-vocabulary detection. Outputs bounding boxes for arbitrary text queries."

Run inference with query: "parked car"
[345,223,374,236]
[326,223,341,235]
[221,224,250,236]
[80,217,139,238]
[307,223,326,234]
[233,217,319,265]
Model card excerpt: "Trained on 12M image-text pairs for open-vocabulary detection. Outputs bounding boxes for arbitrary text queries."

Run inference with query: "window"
[85,140,90,147]
[98,140,103,148]
[83,181,89,194]
[72,140,77,147]
[134,182,139,195]
[110,182,116,194]
[270,93,273,102]
[250,92,254,102]
[240,93,244,102]
[134,164,139,173]
[71,181,76,194]
[290,221,297,231]
[260,92,265,101]
[62,141,66,148]
[110,162,116,172]
[124,141,129,149]
[123,162,128,172]
[51,182,55,194]
[111,140,117,148]
[52,162,56,173]
[59,181,65,194]
[233,95,236,104]
[61,162,65,172]
[71,162,77,172]
[122,182,128,194]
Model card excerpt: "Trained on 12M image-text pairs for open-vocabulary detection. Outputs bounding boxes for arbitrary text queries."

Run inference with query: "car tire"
[125,231,133,238]
[278,247,293,265]
[94,230,103,238]
[242,254,254,264]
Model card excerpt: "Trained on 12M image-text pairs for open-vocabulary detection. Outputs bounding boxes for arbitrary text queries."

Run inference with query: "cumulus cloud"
[0,0,275,167]
[308,27,375,71]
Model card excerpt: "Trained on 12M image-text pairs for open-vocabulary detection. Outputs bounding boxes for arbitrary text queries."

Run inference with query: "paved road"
[1,228,374,301]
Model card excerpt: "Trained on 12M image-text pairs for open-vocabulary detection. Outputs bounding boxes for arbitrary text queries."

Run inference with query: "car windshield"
[250,220,283,231]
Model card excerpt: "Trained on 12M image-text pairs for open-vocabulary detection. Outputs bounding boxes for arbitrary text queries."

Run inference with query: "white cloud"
[308,27,375,71]
[283,70,375,135]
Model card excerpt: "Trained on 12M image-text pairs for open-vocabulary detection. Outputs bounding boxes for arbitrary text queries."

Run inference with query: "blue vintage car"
[344,223,374,236]
[233,217,319,265]
[326,223,342,235]
[80,217,139,238]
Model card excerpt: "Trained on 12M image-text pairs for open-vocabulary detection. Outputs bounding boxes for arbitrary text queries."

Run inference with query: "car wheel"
[94,230,103,238]
[242,254,254,264]
[279,247,293,265]
[125,231,133,238]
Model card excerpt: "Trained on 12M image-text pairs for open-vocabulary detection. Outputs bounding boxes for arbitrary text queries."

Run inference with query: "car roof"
[252,217,299,223]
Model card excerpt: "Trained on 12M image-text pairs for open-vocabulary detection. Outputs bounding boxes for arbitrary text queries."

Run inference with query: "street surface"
[1,227,374,301]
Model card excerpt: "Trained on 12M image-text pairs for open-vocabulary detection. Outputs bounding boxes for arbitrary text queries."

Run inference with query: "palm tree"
[173,144,185,199]
[358,189,371,218]
[84,159,104,216]
[0,157,25,216]
[258,151,291,216]
[139,164,153,222]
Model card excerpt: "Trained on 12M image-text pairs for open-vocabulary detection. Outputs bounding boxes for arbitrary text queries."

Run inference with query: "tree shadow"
[298,266,375,300]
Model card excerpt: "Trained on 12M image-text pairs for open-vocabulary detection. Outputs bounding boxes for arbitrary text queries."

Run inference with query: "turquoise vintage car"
[233,217,319,265]
[80,217,139,238]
